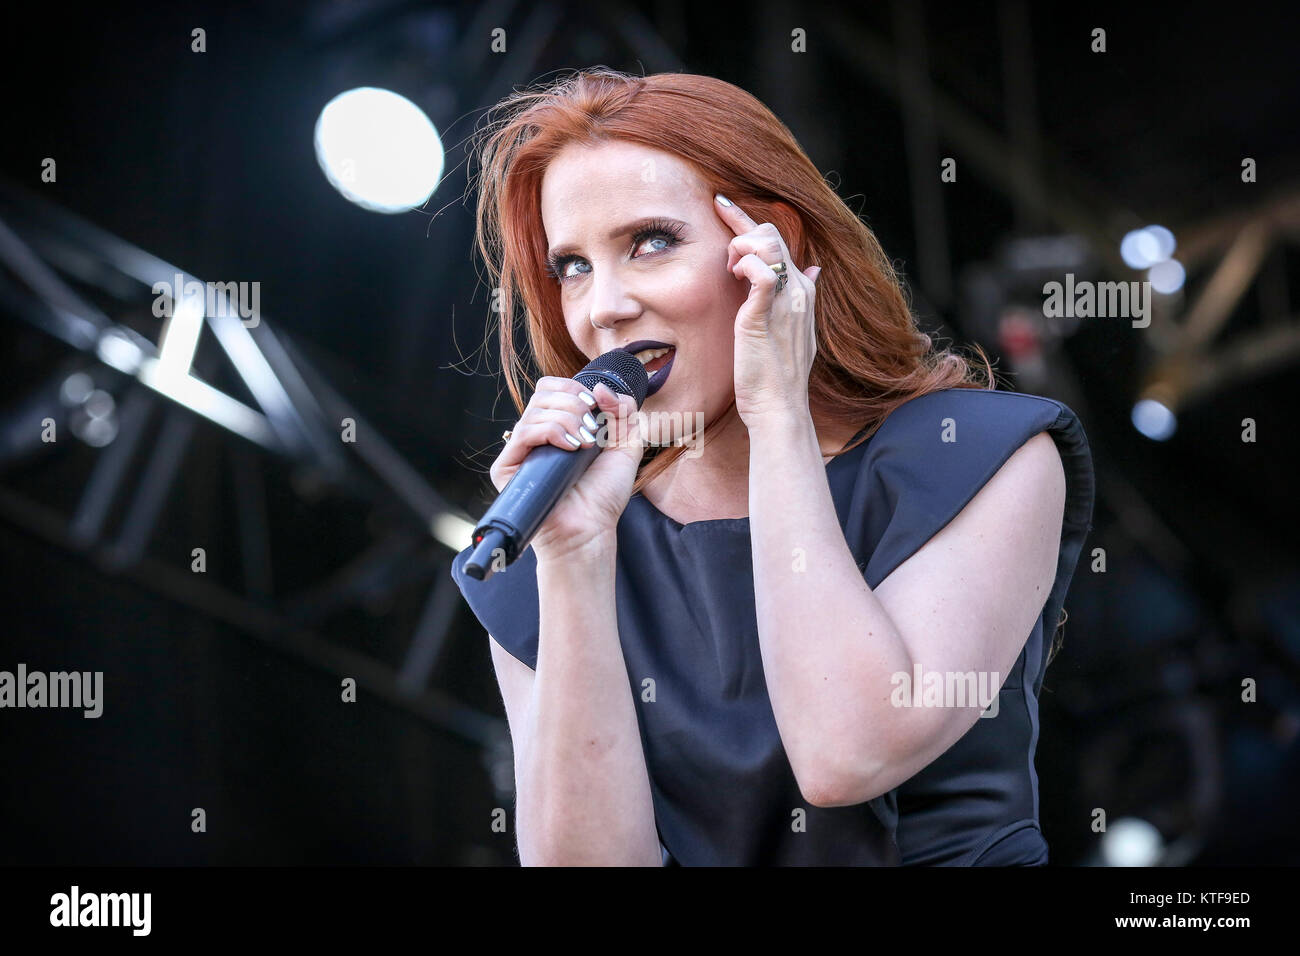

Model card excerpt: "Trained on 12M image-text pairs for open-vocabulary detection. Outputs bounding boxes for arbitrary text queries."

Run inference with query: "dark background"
[1,0,1297,864]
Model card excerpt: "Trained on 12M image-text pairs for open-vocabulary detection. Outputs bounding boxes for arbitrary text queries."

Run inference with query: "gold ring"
[770,261,788,292]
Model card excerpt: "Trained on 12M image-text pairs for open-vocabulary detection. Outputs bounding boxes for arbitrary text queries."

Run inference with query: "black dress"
[450,387,1095,865]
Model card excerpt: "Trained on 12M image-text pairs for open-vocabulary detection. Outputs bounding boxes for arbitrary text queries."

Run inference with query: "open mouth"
[622,342,676,397]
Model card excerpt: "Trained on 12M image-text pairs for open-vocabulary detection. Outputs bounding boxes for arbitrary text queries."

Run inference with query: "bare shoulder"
[874,429,1066,675]
[999,431,1066,511]
[937,428,1067,580]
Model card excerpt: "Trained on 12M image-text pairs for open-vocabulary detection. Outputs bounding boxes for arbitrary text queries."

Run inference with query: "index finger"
[536,375,598,404]
[714,193,757,235]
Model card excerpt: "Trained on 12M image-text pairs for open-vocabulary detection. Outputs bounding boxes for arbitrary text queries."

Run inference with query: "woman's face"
[539,140,748,439]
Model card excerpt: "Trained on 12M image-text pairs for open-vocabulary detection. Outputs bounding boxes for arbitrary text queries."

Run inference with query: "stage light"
[1101,817,1164,867]
[1132,397,1177,441]
[314,87,444,214]
[1121,229,1160,269]
[1120,225,1177,270]
[1145,225,1176,260]
[1149,258,1186,294]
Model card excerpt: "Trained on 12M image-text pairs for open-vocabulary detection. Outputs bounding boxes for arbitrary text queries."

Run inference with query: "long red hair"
[467,67,995,495]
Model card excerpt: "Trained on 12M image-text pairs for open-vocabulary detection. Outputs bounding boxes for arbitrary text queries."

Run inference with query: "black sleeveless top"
[451,387,1095,865]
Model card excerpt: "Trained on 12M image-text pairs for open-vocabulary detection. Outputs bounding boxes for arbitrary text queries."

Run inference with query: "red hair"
[468,67,995,495]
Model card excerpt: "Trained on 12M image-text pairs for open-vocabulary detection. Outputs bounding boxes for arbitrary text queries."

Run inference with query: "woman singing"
[451,67,1094,866]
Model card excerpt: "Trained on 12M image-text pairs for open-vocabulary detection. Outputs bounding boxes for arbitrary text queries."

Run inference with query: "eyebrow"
[546,216,689,261]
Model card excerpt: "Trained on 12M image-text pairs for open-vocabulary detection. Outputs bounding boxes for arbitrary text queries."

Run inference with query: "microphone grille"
[574,349,650,407]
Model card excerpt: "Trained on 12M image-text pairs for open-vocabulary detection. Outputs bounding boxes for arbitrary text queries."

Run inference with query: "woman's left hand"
[716,194,822,428]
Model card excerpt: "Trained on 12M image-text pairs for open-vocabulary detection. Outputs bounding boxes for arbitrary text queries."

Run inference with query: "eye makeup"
[545,217,687,282]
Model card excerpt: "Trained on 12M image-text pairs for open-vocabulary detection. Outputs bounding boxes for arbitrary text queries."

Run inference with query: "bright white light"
[430,512,477,552]
[1149,258,1186,294]
[1132,398,1177,441]
[1122,230,1156,269]
[314,87,444,214]
[157,289,204,381]
[1101,817,1164,867]
[1120,226,1177,270]
[1145,225,1176,261]
[97,329,144,375]
[137,357,277,447]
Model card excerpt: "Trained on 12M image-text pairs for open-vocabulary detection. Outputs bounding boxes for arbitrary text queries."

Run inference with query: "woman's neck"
[639,407,860,525]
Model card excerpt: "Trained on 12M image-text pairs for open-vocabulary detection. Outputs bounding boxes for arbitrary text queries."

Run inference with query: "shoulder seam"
[875,388,1067,438]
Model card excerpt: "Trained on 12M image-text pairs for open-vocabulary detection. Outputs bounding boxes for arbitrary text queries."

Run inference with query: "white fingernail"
[563,433,581,447]
[578,426,596,442]
[579,391,597,407]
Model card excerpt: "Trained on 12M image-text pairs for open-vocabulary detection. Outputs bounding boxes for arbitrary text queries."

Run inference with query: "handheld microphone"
[462,349,649,581]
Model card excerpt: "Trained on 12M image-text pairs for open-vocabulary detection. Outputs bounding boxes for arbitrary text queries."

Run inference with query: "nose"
[587,267,642,332]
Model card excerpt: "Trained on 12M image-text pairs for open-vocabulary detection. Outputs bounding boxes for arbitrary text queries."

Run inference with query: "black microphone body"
[462,349,649,580]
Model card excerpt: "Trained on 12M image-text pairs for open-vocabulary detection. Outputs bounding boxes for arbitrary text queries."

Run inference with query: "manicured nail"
[715,193,733,207]
[582,412,598,432]
[579,391,597,408]
[563,432,581,448]
[578,426,596,443]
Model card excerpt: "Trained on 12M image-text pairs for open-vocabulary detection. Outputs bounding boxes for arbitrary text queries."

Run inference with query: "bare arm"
[748,416,1066,807]
[488,534,661,866]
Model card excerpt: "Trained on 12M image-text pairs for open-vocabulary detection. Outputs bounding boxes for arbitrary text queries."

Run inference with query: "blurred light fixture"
[1120,225,1178,270]
[1149,258,1186,294]
[314,87,444,214]
[1101,817,1165,867]
[1131,397,1178,441]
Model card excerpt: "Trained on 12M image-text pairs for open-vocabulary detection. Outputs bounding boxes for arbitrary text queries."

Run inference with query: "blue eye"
[546,220,685,283]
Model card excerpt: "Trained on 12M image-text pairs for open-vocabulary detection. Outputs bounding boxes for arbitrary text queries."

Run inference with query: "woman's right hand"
[490,377,646,560]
